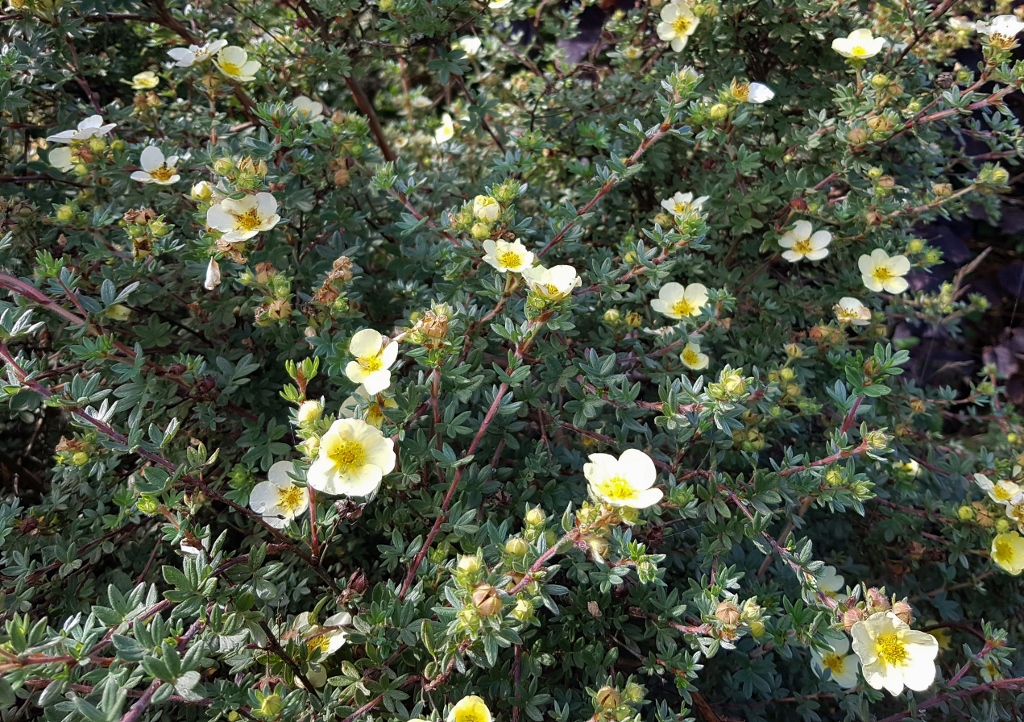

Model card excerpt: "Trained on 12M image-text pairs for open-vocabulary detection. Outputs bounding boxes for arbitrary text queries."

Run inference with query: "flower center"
[821,652,845,674]
[329,439,366,473]
[672,299,695,317]
[871,265,894,282]
[276,485,305,515]
[876,633,908,667]
[598,476,635,502]
[359,354,384,372]
[498,250,523,268]
[672,201,691,215]
[219,61,243,76]
[235,208,263,231]
[994,538,1014,565]
[851,45,867,56]
[672,16,693,35]
[366,403,385,427]
[457,712,485,722]
[150,166,175,182]
[994,485,1013,501]
[792,239,813,255]
[733,84,750,102]
[683,349,700,365]
[307,631,332,654]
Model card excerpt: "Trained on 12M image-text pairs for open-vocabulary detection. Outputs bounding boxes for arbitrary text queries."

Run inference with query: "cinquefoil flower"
[859,249,910,293]
[249,461,308,528]
[976,15,1024,41]
[341,386,397,429]
[584,449,663,509]
[811,635,860,689]
[435,113,456,143]
[214,46,261,82]
[992,531,1024,574]
[657,2,699,52]
[206,192,281,242]
[345,329,399,396]
[832,29,887,59]
[168,39,227,67]
[816,565,847,600]
[651,282,708,320]
[730,80,774,104]
[131,146,180,185]
[482,239,533,273]
[306,418,396,496]
[291,95,323,121]
[47,115,116,144]
[661,191,708,217]
[779,220,831,262]
[834,297,871,326]
[850,611,938,695]
[294,611,352,657]
[680,341,709,370]
[449,696,492,722]
[522,264,581,301]
[975,474,1021,505]
[130,71,159,90]
[473,195,501,222]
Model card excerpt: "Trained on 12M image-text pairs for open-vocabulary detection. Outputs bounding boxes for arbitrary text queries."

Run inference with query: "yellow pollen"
[276,485,305,515]
[876,634,908,667]
[149,166,174,182]
[792,239,814,255]
[821,652,845,674]
[872,265,895,282]
[672,16,692,35]
[994,486,1013,501]
[329,439,366,473]
[672,201,691,214]
[219,61,242,76]
[683,349,699,365]
[672,299,695,317]
[544,284,561,296]
[732,83,750,101]
[457,713,485,722]
[598,476,635,502]
[307,632,332,654]
[235,208,262,231]
[498,250,523,268]
[851,45,867,56]
[994,539,1014,565]
[359,354,383,372]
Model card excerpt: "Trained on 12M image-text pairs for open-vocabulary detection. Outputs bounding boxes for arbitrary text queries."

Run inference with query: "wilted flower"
[203,258,221,290]
[811,635,860,688]
[168,39,228,67]
[584,449,663,509]
[834,297,871,326]
[522,264,581,301]
[291,95,323,121]
[306,418,396,497]
[482,238,533,274]
[657,2,699,52]
[248,460,308,528]
[214,46,261,82]
[850,611,938,695]
[859,249,910,293]
[130,146,180,185]
[206,192,281,242]
[778,220,831,262]
[345,329,399,395]
[991,531,1024,574]
[660,191,708,217]
[680,341,709,370]
[651,282,708,320]
[832,29,887,60]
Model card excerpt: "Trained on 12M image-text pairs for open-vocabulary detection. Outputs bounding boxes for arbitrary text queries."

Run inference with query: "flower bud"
[603,309,621,324]
[625,311,642,328]
[88,137,107,153]
[866,587,890,612]
[457,555,481,574]
[333,167,350,186]
[892,601,913,625]
[505,537,528,556]
[213,157,234,175]
[996,518,1011,532]
[595,686,621,709]
[191,181,214,202]
[825,467,843,486]
[471,583,503,617]
[473,195,501,223]
[709,102,729,120]
[870,73,889,88]
[865,430,889,450]
[257,693,282,718]
[842,607,865,631]
[715,601,741,625]
[784,343,803,359]
[106,304,131,321]
[71,451,90,466]
[299,436,320,457]
[55,204,74,222]
[470,222,491,240]
[779,367,796,381]
[111,139,127,152]
[957,505,975,521]
[512,598,533,621]
[847,127,868,144]
[748,620,766,637]
[525,506,545,526]
[297,400,323,424]
[867,166,883,180]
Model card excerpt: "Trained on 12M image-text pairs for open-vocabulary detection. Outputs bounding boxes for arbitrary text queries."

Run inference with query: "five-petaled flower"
[661,191,708,217]
[482,238,534,274]
[522,264,581,301]
[449,696,492,722]
[730,80,774,104]
[47,115,116,170]
[976,15,1024,42]
[811,635,860,689]
[341,386,397,429]
[294,611,352,657]
[991,531,1024,574]
[130,71,160,90]
[850,611,938,696]
[974,473,1021,505]
[291,95,323,121]
[859,249,910,293]
[435,113,456,143]
[248,460,308,528]
[206,192,281,242]
[779,220,831,262]
[168,39,228,67]
[131,146,181,185]
[214,46,261,82]
[657,2,700,52]
[834,297,871,326]
[832,29,887,60]
[584,449,663,509]
[680,341,709,370]
[306,418,396,497]
[345,328,399,395]
[651,282,708,320]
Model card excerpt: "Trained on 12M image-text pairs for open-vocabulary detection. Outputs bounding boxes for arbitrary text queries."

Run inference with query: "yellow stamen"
[276,485,305,515]
[359,355,383,372]
[597,477,635,503]
[219,61,242,76]
[149,166,174,182]
[792,239,814,256]
[672,299,695,317]
[235,208,262,231]
[672,16,692,35]
[329,439,366,473]
[498,250,523,268]
[876,634,908,667]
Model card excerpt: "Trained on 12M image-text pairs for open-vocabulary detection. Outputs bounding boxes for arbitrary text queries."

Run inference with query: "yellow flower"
[482,238,534,273]
[248,461,308,528]
[850,611,938,695]
[991,531,1024,574]
[473,195,501,222]
[656,2,699,52]
[834,297,871,326]
[131,71,160,90]
[858,249,910,294]
[974,473,1021,505]
[345,329,399,396]
[832,29,887,60]
[650,282,708,320]
[340,385,398,428]
[522,264,581,301]
[680,341,708,370]
[449,696,492,722]
[206,192,281,242]
[811,635,860,688]
[213,46,261,82]
[584,449,663,509]
[779,220,831,262]
[306,418,396,496]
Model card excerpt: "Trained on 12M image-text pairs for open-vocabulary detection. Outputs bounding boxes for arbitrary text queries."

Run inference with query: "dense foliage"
[2,0,1024,720]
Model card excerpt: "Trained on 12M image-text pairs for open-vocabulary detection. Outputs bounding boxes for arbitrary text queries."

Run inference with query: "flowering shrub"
[3,0,1024,720]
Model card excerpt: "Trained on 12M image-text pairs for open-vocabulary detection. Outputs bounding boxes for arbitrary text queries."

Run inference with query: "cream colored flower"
[620,45,643,59]
[345,329,399,395]
[47,115,116,144]
[203,258,221,290]
[168,39,227,67]
[832,29,887,59]
[296,399,324,425]
[130,146,180,185]
[294,611,352,657]
[48,147,75,171]
[730,80,774,104]
[457,36,483,56]
[435,113,456,143]
[850,611,938,695]
[522,264,581,301]
[131,71,160,90]
[975,474,1021,505]
[976,15,1024,40]
[660,191,709,217]
[859,249,910,293]
[651,282,708,320]
[816,565,847,600]
[779,220,831,262]
[449,696,492,722]
[834,297,871,326]
[992,531,1024,574]
[473,195,501,223]
[340,386,398,428]
[680,342,708,370]
[482,239,533,274]
[811,635,860,689]
[206,192,281,242]
[488,0,512,9]
[584,449,663,509]
[214,46,261,82]
[657,2,699,52]
[291,95,323,121]
[306,418,396,496]
[249,461,308,528]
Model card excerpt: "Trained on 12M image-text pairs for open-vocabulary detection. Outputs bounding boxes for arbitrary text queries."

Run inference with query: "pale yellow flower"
[345,329,399,396]
[130,146,180,185]
[131,71,160,90]
[779,220,831,262]
[449,696,492,722]
[976,15,1024,41]
[206,192,281,242]
[834,297,871,326]
[680,341,708,370]
[650,282,708,320]
[975,474,1021,505]
[730,80,774,104]
[832,29,887,59]
[811,635,860,689]
[214,46,261,82]
[340,386,398,428]
[584,449,663,509]
[522,264,581,301]
[482,239,533,273]
[992,531,1024,574]
[435,113,456,143]
[248,461,308,528]
[306,418,396,496]
[850,611,938,695]
[473,195,501,222]
[657,2,699,52]
[291,95,324,121]
[660,191,708,217]
[859,249,910,293]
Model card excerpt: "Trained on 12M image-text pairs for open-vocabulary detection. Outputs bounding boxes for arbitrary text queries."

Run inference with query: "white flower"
[291,95,323,121]
[130,146,181,185]
[345,329,399,395]
[778,220,831,262]
[213,46,261,82]
[306,418,396,497]
[203,258,221,290]
[473,195,501,223]
[651,282,708,320]
[832,29,887,59]
[834,297,871,326]
[948,17,975,32]
[850,611,939,696]
[811,635,860,689]
[976,15,1024,40]
[974,474,1021,505]
[731,80,774,104]
[488,0,512,9]
[660,191,709,217]
[435,113,456,143]
[656,2,699,52]
[816,565,847,600]
[340,386,397,429]
[482,239,534,274]
[47,115,116,144]
[859,249,911,294]
[248,461,309,528]
[457,36,483,56]
[206,192,281,242]
[168,39,228,67]
[294,611,352,657]
[522,264,581,301]
[992,531,1024,575]
[680,341,709,370]
[584,449,663,509]
[48,147,75,172]
[296,399,324,425]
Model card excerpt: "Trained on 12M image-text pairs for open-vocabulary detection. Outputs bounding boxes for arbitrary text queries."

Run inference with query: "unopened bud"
[505,537,528,556]
[297,400,323,424]
[471,222,491,240]
[603,309,621,324]
[191,181,214,202]
[842,607,865,631]
[709,102,729,120]
[866,588,891,612]
[458,555,481,574]
[525,507,545,526]
[892,601,913,625]
[213,157,234,175]
[595,686,621,710]
[512,598,533,621]
[55,205,74,222]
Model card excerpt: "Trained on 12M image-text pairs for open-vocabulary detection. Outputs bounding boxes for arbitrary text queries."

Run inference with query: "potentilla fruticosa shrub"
[2,0,1024,720]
